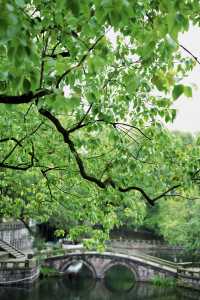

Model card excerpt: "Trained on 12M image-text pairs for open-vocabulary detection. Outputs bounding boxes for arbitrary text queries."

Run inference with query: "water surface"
[0,275,199,300]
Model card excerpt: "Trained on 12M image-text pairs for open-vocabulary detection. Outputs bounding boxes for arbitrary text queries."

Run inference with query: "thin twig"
[179,44,200,65]
[56,34,104,88]
[2,122,43,163]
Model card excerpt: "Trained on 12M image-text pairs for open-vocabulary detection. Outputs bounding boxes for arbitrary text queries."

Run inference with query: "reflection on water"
[104,265,135,291]
[0,276,200,300]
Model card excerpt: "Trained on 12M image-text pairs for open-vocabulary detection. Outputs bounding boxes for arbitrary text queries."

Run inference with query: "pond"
[0,265,200,300]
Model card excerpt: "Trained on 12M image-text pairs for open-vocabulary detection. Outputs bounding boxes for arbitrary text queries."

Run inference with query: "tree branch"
[0,137,22,146]
[39,32,50,89]
[0,89,52,104]
[1,122,43,163]
[152,184,181,202]
[115,123,151,140]
[56,34,104,88]
[0,162,33,170]
[45,51,70,59]
[179,44,200,65]
[39,108,180,206]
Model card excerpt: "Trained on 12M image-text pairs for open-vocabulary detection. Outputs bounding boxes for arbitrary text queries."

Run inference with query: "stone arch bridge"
[44,251,178,281]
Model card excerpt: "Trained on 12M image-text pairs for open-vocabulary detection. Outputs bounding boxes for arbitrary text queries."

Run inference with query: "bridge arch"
[44,251,177,282]
[60,257,97,278]
[102,260,139,281]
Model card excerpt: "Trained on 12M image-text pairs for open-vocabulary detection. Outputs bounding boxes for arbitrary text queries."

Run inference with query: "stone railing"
[178,266,200,278]
[0,221,33,250]
[109,246,178,269]
[0,258,38,270]
[108,239,183,250]
[177,267,200,290]
[36,246,84,261]
[0,221,25,231]
[38,245,178,271]
[0,258,39,285]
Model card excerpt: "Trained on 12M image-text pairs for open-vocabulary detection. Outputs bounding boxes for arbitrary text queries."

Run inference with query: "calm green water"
[0,278,199,300]
[0,271,200,300]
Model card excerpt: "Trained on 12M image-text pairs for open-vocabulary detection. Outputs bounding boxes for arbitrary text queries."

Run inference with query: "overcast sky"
[167,26,200,134]
[107,26,200,134]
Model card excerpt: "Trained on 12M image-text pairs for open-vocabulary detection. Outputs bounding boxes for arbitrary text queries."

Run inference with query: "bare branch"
[116,125,140,144]
[0,137,22,146]
[24,103,34,121]
[39,32,50,89]
[0,89,52,104]
[179,44,200,65]
[51,41,61,56]
[42,166,68,173]
[118,185,154,205]
[45,51,70,59]
[40,169,54,200]
[115,123,151,140]
[152,184,181,203]
[0,162,33,170]
[68,103,93,134]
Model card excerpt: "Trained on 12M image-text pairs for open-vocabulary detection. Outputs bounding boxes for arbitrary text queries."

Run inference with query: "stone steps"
[0,239,25,259]
[0,251,9,260]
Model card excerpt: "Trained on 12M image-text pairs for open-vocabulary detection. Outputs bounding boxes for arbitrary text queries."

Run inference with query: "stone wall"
[177,268,200,290]
[0,260,39,285]
[109,239,182,250]
[0,221,33,250]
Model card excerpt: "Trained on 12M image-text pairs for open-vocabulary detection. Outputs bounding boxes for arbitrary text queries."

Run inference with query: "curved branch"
[0,89,52,104]
[118,185,154,205]
[115,123,151,140]
[152,184,181,202]
[39,108,180,206]
[0,162,33,170]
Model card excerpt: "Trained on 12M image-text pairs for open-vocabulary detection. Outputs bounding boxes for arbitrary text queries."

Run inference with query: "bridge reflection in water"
[0,276,198,300]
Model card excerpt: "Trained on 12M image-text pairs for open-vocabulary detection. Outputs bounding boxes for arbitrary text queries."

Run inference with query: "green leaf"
[66,95,80,110]
[166,34,177,49]
[184,86,192,98]
[15,0,25,7]
[171,109,176,121]
[172,84,184,100]
[23,78,31,92]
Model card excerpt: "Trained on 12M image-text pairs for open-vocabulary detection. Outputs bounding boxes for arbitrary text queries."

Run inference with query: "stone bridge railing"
[41,247,200,290]
[108,239,183,250]
[43,250,178,281]
[177,265,200,291]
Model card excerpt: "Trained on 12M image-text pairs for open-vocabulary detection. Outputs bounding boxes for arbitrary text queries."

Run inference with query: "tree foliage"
[144,132,200,250]
[1,0,200,247]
